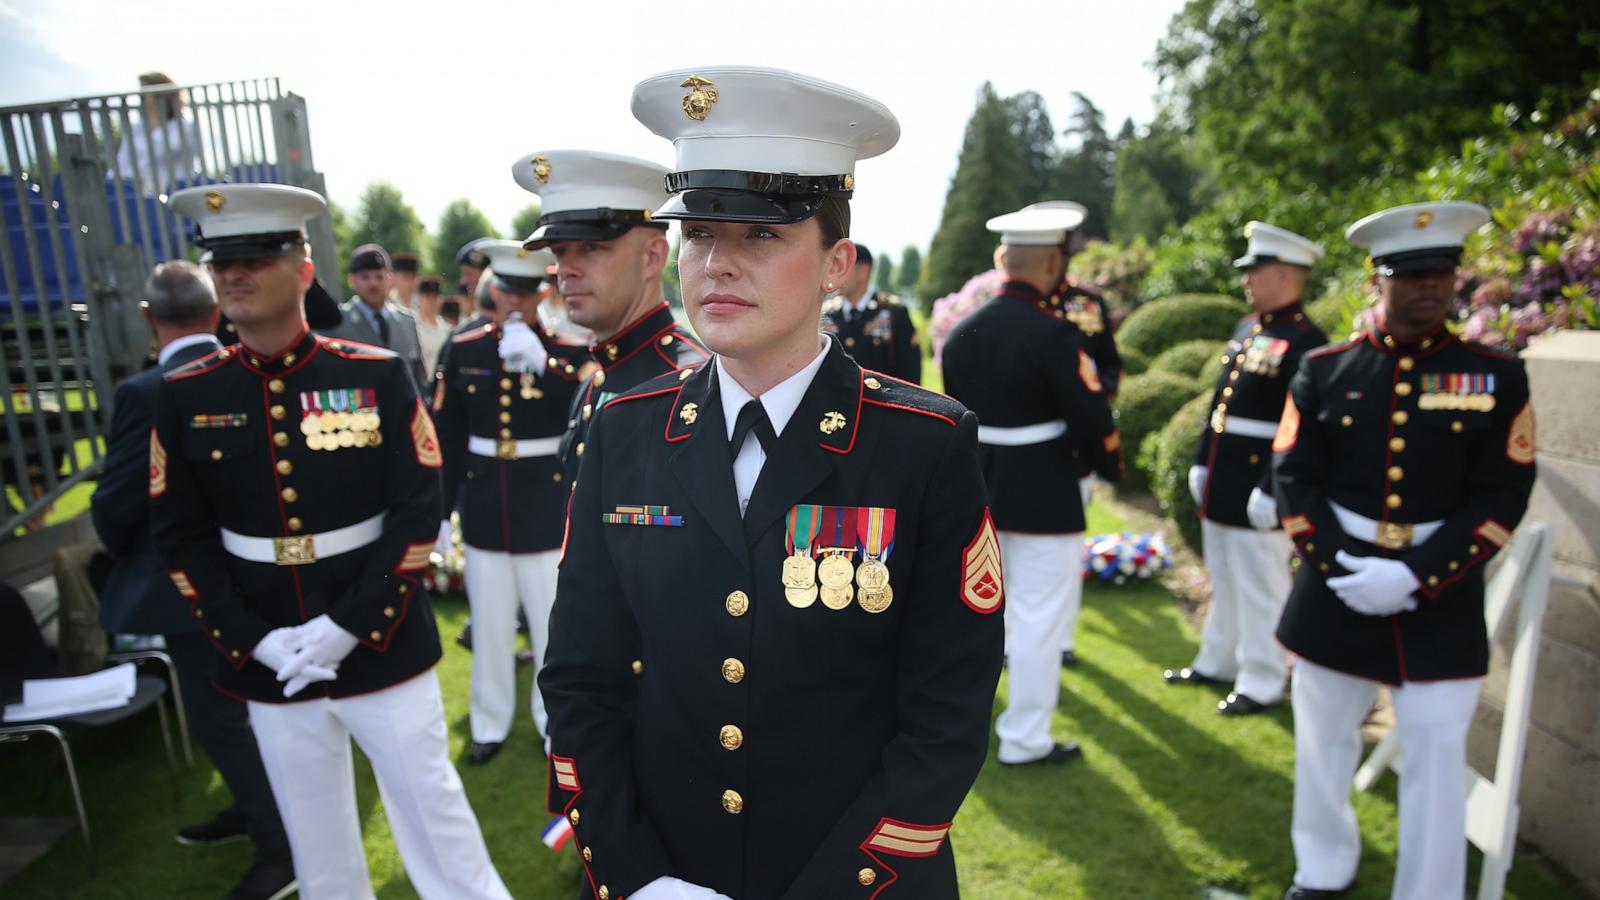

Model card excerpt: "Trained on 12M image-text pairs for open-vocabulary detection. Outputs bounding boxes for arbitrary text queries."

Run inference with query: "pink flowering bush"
[929,268,1006,365]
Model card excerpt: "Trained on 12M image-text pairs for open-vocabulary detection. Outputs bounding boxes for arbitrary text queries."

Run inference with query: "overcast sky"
[0,0,1181,262]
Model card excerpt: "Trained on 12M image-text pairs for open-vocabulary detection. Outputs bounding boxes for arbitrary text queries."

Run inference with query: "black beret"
[348,243,391,272]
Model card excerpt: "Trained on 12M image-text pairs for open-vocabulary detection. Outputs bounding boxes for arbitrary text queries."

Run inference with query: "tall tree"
[1050,93,1116,239]
[873,253,896,294]
[327,200,353,286]
[898,245,922,296]
[509,203,542,242]
[1109,119,1206,243]
[350,181,427,266]
[920,83,1051,304]
[432,199,500,289]
[1155,0,1600,193]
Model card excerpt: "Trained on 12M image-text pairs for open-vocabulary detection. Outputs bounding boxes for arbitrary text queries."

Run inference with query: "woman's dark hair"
[814,195,851,246]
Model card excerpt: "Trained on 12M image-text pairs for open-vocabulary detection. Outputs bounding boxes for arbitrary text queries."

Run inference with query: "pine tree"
[920,83,1039,303]
[898,245,922,296]
[350,181,427,268]
[873,253,896,294]
[432,199,500,289]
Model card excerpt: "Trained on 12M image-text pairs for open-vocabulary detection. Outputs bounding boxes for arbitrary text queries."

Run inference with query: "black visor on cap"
[523,208,664,249]
[1375,248,1462,276]
[653,188,830,225]
[495,273,544,293]
[196,230,305,263]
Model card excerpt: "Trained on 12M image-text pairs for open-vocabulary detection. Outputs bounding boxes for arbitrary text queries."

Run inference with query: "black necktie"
[375,309,390,345]
[730,400,776,456]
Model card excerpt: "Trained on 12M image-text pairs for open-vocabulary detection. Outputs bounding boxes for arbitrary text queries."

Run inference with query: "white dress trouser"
[1192,519,1294,702]
[995,530,1083,764]
[247,670,511,900]
[464,545,559,743]
[1290,657,1483,899]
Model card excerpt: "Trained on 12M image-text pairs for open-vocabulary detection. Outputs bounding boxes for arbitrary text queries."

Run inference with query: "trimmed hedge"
[1114,371,1205,493]
[1120,345,1151,377]
[1115,294,1248,360]
[1142,391,1214,552]
[1148,339,1228,384]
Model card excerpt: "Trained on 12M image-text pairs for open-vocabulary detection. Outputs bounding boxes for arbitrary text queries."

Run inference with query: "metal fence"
[0,77,333,544]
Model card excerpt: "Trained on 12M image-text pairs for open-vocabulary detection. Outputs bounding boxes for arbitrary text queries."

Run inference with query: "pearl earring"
[826,283,834,291]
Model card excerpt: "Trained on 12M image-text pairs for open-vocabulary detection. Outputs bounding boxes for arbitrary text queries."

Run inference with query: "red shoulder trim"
[601,384,683,411]
[319,336,395,360]
[863,397,957,427]
[1307,336,1364,359]
[164,346,236,382]
[1460,340,1518,362]
[451,324,496,344]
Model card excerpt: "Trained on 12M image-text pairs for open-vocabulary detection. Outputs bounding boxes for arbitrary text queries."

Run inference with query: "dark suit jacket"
[325,298,429,392]
[92,338,221,635]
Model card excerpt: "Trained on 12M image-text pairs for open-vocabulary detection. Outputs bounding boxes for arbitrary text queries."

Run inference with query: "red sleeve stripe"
[863,818,951,858]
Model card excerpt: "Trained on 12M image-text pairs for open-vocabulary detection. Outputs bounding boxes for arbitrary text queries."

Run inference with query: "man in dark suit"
[91,259,294,900]
[325,244,430,390]
[820,244,922,384]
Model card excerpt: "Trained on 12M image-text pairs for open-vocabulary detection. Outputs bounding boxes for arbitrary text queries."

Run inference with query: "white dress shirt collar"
[158,332,222,367]
[717,336,830,441]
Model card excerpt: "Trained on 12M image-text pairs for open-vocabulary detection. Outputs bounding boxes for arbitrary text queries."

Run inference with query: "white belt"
[220,513,385,566]
[1213,411,1280,440]
[1329,501,1443,550]
[978,419,1068,446]
[468,435,562,460]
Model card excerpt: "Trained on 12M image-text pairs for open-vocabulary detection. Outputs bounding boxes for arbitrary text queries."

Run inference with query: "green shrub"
[1143,392,1214,552]
[1120,346,1150,377]
[1148,339,1228,383]
[1114,371,1205,493]
[1116,294,1248,360]
[1069,237,1153,313]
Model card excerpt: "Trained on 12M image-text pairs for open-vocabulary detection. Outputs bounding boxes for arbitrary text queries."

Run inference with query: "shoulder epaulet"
[1307,335,1364,359]
[821,297,845,314]
[1460,339,1518,362]
[320,336,397,361]
[878,292,903,307]
[387,304,416,319]
[164,346,235,382]
[451,324,496,344]
[602,367,694,410]
[862,372,966,428]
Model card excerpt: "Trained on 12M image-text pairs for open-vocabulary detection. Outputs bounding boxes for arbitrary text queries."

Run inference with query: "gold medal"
[856,558,891,593]
[858,584,893,613]
[785,585,819,608]
[781,553,817,590]
[301,415,322,435]
[371,431,384,447]
[817,553,854,590]
[337,430,355,448]
[306,432,324,451]
[353,431,369,448]
[325,411,347,431]
[820,583,853,610]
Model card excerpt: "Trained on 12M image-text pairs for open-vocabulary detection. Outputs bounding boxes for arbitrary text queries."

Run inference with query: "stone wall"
[1468,330,1600,897]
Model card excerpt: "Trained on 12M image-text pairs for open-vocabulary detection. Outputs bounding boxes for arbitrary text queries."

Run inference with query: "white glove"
[1188,466,1209,505]
[276,615,360,696]
[1327,550,1421,616]
[251,627,305,672]
[632,877,732,900]
[497,316,547,375]
[1246,487,1279,531]
[252,627,338,698]
[435,519,454,556]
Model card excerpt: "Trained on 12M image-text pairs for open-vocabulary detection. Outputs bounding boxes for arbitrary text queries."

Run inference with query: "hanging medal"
[521,371,541,400]
[855,506,896,613]
[782,505,820,608]
[817,505,858,610]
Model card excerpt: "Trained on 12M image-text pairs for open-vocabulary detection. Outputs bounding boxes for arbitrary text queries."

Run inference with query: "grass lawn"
[0,502,1577,898]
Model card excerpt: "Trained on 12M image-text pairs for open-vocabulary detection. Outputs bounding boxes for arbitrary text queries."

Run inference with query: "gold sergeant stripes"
[168,570,197,599]
[1283,515,1313,537]
[1475,519,1512,548]
[552,756,581,792]
[864,818,949,858]
[398,542,433,572]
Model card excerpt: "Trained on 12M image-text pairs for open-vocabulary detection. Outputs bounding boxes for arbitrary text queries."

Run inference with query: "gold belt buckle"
[273,535,317,566]
[1375,522,1414,551]
[496,439,519,460]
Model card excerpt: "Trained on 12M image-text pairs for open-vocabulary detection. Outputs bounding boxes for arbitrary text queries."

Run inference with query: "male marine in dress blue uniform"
[1273,202,1536,900]
[821,245,921,384]
[1167,222,1328,714]
[153,184,508,900]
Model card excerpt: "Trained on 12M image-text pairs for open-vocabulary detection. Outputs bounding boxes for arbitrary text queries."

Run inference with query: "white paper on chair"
[3,663,137,722]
